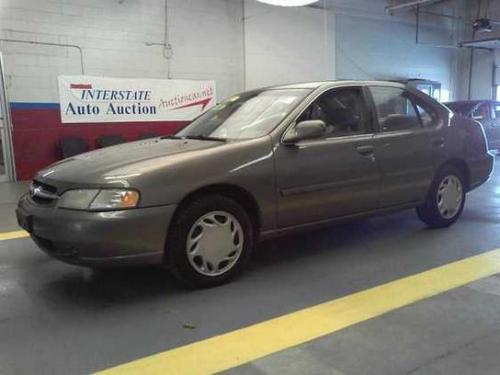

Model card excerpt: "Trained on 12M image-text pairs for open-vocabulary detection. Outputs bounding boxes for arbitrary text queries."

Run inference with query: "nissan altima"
[17,81,494,288]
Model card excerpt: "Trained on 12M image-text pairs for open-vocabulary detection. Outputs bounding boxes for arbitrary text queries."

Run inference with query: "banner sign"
[58,76,216,123]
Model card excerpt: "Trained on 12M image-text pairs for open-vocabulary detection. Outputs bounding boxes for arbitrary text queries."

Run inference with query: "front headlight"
[57,189,140,211]
[57,189,100,210]
[89,189,140,210]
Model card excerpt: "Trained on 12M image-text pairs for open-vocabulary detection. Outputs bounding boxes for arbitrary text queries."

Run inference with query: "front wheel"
[166,195,254,288]
[417,165,466,228]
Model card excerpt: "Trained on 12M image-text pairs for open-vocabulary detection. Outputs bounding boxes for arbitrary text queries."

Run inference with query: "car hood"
[36,137,224,188]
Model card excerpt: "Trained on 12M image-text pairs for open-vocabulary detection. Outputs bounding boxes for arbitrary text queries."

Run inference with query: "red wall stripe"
[10,104,188,180]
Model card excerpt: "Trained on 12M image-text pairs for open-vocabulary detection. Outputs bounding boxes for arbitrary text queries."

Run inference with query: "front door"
[368,86,435,207]
[274,86,380,228]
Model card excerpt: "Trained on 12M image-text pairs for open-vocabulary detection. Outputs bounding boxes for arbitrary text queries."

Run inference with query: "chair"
[137,132,158,140]
[97,135,126,148]
[59,136,88,158]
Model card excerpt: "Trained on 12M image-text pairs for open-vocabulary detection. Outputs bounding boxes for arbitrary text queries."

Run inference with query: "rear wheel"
[417,165,466,228]
[166,195,254,288]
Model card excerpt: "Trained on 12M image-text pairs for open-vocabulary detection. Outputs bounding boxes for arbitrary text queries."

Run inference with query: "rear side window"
[472,103,491,121]
[445,102,475,116]
[369,87,420,132]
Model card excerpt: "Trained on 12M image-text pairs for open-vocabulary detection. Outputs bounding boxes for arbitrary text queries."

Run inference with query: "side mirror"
[283,120,326,144]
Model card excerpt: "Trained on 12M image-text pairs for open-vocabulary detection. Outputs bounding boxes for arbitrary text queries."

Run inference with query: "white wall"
[0,0,334,104]
[0,0,467,105]
[244,1,335,89]
[0,0,245,102]
[330,0,464,102]
[458,0,500,100]
[469,49,494,100]
[167,0,244,100]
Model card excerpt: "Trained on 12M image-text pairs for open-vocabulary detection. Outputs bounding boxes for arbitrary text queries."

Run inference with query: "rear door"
[368,86,435,208]
[274,86,380,228]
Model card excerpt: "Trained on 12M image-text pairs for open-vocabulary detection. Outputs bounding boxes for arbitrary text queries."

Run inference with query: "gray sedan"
[17,81,494,288]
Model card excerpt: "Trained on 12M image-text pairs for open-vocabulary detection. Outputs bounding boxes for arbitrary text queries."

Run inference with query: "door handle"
[356,145,375,156]
[432,138,444,147]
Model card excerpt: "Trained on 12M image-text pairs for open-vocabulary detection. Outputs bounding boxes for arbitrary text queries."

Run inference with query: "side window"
[472,103,491,121]
[297,88,367,138]
[369,86,421,132]
[415,103,439,127]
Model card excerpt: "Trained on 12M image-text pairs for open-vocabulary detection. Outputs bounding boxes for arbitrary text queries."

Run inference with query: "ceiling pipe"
[144,0,173,79]
[385,0,441,13]
[0,38,85,74]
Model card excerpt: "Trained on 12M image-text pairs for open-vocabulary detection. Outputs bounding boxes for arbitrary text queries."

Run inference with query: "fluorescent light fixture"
[256,0,319,6]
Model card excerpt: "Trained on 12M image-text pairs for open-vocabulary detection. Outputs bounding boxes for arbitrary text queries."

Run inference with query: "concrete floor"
[0,181,29,231]
[224,276,500,375]
[0,162,499,374]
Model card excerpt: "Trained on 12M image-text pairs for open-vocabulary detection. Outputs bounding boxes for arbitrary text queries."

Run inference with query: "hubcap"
[186,211,244,277]
[437,175,463,219]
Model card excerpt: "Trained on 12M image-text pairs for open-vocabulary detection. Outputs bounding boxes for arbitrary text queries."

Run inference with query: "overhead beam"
[385,0,441,13]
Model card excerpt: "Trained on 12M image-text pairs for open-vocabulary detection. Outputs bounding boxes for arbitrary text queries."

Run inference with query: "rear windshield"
[444,102,479,117]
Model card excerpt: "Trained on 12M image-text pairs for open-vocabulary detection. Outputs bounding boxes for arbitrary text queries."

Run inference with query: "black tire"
[166,194,254,288]
[417,165,466,228]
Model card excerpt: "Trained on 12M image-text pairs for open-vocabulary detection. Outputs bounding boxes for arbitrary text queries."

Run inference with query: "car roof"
[266,80,406,90]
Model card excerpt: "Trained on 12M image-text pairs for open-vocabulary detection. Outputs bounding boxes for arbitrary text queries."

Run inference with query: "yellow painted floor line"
[0,230,29,241]
[96,248,500,375]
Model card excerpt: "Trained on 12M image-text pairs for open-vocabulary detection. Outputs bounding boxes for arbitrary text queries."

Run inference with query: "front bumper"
[16,194,177,266]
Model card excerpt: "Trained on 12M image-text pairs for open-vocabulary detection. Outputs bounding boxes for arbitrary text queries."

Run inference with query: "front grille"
[29,180,59,206]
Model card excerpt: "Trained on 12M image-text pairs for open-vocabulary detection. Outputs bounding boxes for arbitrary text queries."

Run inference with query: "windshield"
[176,89,311,140]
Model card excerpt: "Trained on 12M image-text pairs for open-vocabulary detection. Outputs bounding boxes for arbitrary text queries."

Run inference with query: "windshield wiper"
[160,135,183,140]
[184,135,227,142]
